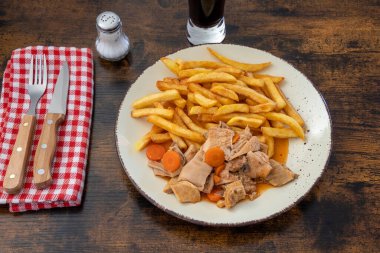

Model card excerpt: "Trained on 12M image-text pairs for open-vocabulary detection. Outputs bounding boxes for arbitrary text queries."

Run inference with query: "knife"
[33,61,69,189]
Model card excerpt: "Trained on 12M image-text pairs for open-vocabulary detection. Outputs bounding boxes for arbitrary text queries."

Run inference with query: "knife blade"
[33,61,69,189]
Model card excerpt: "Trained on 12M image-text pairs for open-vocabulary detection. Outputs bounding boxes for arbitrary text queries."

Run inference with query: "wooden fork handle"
[3,115,36,194]
[33,113,65,189]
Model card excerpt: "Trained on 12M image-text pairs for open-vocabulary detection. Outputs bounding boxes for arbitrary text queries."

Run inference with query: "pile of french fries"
[131,47,305,158]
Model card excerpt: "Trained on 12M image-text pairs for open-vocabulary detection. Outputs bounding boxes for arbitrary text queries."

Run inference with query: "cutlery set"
[3,55,69,194]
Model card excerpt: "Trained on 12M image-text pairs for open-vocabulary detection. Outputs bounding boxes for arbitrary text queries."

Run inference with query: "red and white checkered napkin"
[0,46,94,212]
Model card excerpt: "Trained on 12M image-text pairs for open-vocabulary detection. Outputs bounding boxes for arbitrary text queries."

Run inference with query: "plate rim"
[115,43,333,227]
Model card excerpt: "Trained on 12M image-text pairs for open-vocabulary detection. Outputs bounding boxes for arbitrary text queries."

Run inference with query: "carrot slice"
[232,133,240,144]
[214,164,225,176]
[207,189,222,202]
[145,144,166,161]
[161,150,181,172]
[204,147,225,167]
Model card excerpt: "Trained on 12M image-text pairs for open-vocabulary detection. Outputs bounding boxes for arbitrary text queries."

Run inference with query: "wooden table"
[0,1,379,252]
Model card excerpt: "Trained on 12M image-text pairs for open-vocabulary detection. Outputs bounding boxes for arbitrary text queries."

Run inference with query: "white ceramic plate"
[116,44,332,226]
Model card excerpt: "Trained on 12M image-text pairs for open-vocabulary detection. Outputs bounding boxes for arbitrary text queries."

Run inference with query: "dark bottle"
[188,0,226,28]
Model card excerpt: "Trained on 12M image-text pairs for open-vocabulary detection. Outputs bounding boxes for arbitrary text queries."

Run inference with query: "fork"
[3,55,47,194]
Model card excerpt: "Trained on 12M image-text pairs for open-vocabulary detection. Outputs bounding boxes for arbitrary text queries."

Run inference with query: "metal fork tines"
[2,55,47,194]
[27,55,47,115]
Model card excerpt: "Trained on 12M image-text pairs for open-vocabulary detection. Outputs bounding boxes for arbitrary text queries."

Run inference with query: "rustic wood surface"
[0,0,379,252]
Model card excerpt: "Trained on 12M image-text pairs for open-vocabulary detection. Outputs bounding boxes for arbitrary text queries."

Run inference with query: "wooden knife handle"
[33,113,65,189]
[3,115,36,194]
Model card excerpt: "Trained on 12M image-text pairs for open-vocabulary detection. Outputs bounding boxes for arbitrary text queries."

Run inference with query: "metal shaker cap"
[96,11,121,32]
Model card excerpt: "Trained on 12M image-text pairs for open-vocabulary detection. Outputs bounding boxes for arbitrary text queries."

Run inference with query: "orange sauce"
[256,183,273,195]
[272,138,289,164]
[254,138,289,197]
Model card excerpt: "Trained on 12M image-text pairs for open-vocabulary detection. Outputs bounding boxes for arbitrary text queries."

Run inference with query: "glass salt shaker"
[96,11,130,61]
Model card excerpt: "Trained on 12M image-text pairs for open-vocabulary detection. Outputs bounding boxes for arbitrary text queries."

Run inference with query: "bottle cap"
[96,11,121,32]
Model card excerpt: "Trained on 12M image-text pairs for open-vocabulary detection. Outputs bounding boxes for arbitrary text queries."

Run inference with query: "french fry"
[248,103,276,113]
[214,94,235,105]
[194,92,218,108]
[213,113,266,122]
[227,116,263,128]
[245,98,257,106]
[175,58,184,66]
[131,108,174,119]
[270,120,285,128]
[257,135,266,143]
[178,68,212,79]
[186,99,194,113]
[276,84,305,126]
[261,127,298,138]
[263,121,274,157]
[151,132,172,143]
[214,67,243,77]
[207,47,271,72]
[134,125,164,151]
[263,78,286,110]
[147,115,205,143]
[204,123,219,129]
[260,112,304,139]
[153,102,164,108]
[179,60,227,70]
[197,114,215,122]
[187,92,198,104]
[234,80,248,87]
[169,132,187,150]
[210,86,239,101]
[173,111,186,127]
[189,106,218,115]
[173,98,186,109]
[254,74,284,84]
[163,77,180,85]
[229,126,246,133]
[215,104,250,115]
[156,81,188,95]
[239,76,265,88]
[180,78,189,85]
[160,57,180,75]
[186,72,237,84]
[212,83,275,104]
[173,112,201,149]
[175,107,207,135]
[255,87,266,96]
[132,90,181,109]
[188,83,232,105]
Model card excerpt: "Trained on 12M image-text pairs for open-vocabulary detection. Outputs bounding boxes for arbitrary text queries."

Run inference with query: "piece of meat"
[246,151,273,179]
[231,127,252,153]
[236,172,256,194]
[202,126,234,160]
[259,142,268,155]
[202,173,215,193]
[217,167,239,185]
[226,156,247,172]
[229,136,260,160]
[163,177,179,194]
[223,180,246,208]
[148,160,181,178]
[178,150,212,191]
[266,159,297,186]
[171,181,201,203]
[184,144,198,162]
